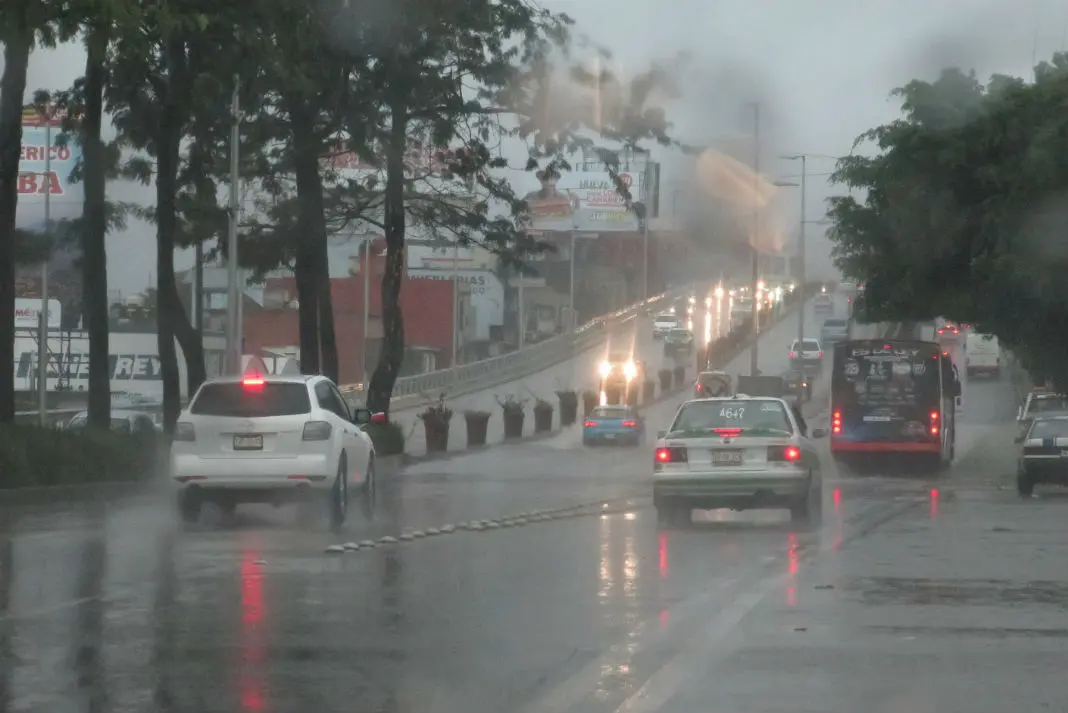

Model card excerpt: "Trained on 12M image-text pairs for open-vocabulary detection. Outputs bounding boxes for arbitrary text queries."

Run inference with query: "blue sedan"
[583,405,645,446]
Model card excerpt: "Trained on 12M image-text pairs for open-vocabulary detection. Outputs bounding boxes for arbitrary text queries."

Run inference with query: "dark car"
[664,328,695,357]
[782,369,813,402]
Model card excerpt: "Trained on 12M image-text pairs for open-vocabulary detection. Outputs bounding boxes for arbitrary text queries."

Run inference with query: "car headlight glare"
[623,361,637,379]
[599,361,612,377]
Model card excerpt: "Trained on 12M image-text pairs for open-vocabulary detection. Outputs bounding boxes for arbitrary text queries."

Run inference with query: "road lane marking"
[610,497,922,713]
[516,496,920,713]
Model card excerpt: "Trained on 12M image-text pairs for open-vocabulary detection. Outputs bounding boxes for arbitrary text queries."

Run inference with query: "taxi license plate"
[712,450,743,466]
[605,433,616,440]
[1061,449,1068,457]
[234,435,263,451]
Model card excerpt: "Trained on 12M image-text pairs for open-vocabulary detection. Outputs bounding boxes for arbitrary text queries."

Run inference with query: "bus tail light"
[832,410,842,435]
[929,411,939,435]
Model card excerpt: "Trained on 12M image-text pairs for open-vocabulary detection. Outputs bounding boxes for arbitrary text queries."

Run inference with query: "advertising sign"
[523,170,644,233]
[14,298,62,329]
[13,332,196,399]
[408,268,504,340]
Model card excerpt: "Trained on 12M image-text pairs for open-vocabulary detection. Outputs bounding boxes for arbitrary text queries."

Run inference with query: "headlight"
[688,296,696,304]
[714,287,725,299]
[623,361,637,379]
[599,361,612,377]
[705,296,713,307]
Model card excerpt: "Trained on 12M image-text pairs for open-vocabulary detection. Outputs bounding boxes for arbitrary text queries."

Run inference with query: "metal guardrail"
[338,284,697,409]
[15,285,698,426]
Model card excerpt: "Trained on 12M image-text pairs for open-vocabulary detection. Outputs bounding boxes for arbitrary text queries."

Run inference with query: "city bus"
[830,339,961,474]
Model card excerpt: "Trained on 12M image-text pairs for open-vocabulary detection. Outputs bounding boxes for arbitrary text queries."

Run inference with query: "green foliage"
[828,58,1068,389]
[418,393,453,424]
[0,425,159,489]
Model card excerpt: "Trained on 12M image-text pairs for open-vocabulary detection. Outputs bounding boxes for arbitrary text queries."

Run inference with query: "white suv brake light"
[302,420,333,441]
[175,422,196,441]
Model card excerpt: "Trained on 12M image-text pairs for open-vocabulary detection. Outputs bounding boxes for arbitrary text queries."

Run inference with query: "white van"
[965,333,1000,378]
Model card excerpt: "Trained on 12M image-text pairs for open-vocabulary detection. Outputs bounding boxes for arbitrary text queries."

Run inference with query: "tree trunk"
[155,37,194,432]
[290,103,337,382]
[81,21,111,429]
[0,34,31,424]
[289,103,321,375]
[367,98,408,415]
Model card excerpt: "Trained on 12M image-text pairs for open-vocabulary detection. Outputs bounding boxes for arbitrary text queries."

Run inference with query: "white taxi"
[652,396,825,529]
[171,374,377,529]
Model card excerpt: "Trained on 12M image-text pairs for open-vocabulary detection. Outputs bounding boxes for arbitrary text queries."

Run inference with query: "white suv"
[171,374,377,529]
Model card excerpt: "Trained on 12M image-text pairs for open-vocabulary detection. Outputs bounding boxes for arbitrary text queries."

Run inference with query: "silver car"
[652,396,826,528]
[820,318,849,343]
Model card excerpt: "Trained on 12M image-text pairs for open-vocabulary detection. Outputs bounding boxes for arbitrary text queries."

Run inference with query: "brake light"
[818,351,823,358]
[175,422,195,441]
[584,420,598,427]
[929,411,939,436]
[789,351,796,359]
[832,410,842,435]
[937,329,944,334]
[242,377,265,388]
[695,383,702,391]
[655,447,687,463]
[622,420,637,427]
[943,351,949,356]
[713,428,743,437]
[767,445,802,462]
[302,420,333,441]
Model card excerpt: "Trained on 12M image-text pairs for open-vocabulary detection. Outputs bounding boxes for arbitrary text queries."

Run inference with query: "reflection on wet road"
[2,305,1063,712]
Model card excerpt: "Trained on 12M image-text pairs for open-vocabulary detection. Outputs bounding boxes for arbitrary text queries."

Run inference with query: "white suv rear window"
[191,382,311,417]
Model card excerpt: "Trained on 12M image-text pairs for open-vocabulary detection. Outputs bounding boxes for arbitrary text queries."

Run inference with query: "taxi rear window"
[670,400,793,435]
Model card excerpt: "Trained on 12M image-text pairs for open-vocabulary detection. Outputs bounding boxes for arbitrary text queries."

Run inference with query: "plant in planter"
[496,395,527,439]
[418,393,453,453]
[463,409,492,447]
[556,389,579,426]
[582,390,599,418]
[658,368,673,391]
[642,378,656,402]
[364,418,406,456]
[673,364,686,386]
[533,398,554,433]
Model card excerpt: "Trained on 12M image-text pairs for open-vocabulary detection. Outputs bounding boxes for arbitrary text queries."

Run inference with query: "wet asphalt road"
[3,297,1061,713]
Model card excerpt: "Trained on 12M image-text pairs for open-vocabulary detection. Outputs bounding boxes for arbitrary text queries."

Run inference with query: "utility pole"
[797,154,807,343]
[641,161,651,301]
[361,237,371,390]
[225,76,241,375]
[749,102,761,377]
[517,265,525,350]
[452,239,459,377]
[37,119,53,425]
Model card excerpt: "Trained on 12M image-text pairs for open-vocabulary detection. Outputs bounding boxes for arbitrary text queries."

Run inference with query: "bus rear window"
[834,346,940,407]
[191,382,311,417]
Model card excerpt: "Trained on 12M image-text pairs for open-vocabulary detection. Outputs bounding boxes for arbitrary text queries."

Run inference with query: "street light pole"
[224,75,241,375]
[452,239,459,376]
[749,102,761,377]
[782,154,809,343]
[361,237,371,390]
[569,229,576,327]
[37,119,52,425]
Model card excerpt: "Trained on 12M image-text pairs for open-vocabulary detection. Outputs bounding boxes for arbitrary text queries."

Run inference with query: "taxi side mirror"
[811,428,828,439]
[657,430,666,439]
[352,408,372,425]
[1013,435,1024,444]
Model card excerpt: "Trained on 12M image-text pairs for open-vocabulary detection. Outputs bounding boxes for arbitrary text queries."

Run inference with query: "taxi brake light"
[784,446,801,462]
[242,377,265,387]
[713,428,743,437]
[788,351,796,359]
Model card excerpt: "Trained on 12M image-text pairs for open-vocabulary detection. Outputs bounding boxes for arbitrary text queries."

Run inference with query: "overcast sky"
[10,0,1061,293]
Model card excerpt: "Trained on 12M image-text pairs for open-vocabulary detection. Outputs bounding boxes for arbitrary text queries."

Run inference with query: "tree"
[323,0,679,413]
[827,59,1068,389]
[0,1,59,424]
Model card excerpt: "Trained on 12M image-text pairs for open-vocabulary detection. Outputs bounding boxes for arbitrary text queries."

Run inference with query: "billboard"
[14,298,62,329]
[523,170,645,233]
[16,109,85,327]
